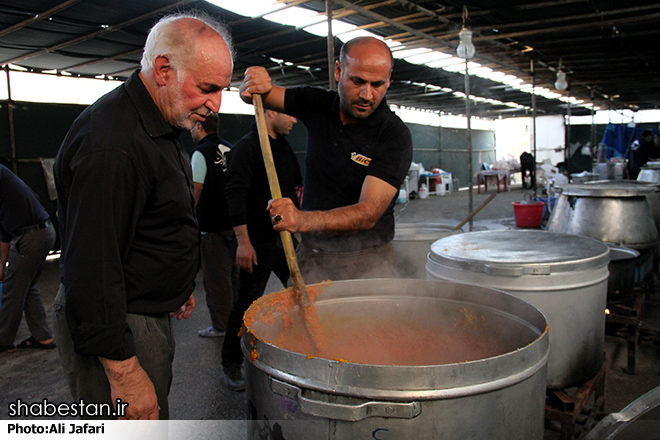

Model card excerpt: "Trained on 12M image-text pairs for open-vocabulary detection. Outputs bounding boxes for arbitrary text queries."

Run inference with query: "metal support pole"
[566,89,571,164]
[531,60,537,195]
[325,0,336,91]
[465,58,473,231]
[590,89,596,152]
[4,65,17,174]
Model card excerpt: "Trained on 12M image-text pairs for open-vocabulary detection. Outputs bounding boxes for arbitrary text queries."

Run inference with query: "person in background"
[239,36,412,284]
[52,12,234,420]
[190,112,238,338]
[520,151,536,189]
[220,110,301,391]
[0,163,57,353]
[628,130,654,179]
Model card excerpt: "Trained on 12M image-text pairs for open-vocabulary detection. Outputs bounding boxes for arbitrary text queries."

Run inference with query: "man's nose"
[206,91,223,113]
[359,84,373,102]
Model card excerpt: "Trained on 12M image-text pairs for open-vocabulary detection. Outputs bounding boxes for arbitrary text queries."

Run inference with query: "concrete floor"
[2,183,660,438]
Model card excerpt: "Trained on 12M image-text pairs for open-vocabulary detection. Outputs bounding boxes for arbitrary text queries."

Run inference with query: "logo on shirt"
[215,144,231,171]
[350,152,371,167]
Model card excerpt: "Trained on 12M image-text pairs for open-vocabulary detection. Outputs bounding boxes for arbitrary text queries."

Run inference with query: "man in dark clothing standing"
[520,151,536,189]
[239,37,412,284]
[628,130,655,179]
[221,110,301,391]
[190,112,238,338]
[53,13,234,420]
[0,164,57,352]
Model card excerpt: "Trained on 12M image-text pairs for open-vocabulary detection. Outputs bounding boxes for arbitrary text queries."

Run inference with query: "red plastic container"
[512,201,545,228]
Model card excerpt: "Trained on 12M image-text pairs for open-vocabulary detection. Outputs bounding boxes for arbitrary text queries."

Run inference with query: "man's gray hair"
[140,11,235,75]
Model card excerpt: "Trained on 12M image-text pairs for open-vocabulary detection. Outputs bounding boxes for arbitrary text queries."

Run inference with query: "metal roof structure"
[1,0,659,119]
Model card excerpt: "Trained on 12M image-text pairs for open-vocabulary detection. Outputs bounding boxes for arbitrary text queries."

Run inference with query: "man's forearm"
[233,224,251,246]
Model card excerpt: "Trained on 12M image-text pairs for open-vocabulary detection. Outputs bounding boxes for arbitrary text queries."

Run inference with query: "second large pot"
[426,230,609,389]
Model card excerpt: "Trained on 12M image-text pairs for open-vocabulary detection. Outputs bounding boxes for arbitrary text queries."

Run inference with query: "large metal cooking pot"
[242,279,549,439]
[584,180,660,233]
[393,223,462,278]
[546,181,659,250]
[606,243,639,305]
[426,230,609,389]
[637,162,660,183]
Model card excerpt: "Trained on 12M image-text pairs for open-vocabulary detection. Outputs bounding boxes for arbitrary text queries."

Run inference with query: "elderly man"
[240,36,412,283]
[53,13,233,420]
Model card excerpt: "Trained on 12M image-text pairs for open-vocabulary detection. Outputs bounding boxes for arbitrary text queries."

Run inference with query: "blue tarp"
[601,123,659,160]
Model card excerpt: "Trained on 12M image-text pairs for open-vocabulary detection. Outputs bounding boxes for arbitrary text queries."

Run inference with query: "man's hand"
[239,66,272,103]
[171,293,195,320]
[236,241,258,273]
[239,66,286,112]
[267,198,305,233]
[99,356,159,420]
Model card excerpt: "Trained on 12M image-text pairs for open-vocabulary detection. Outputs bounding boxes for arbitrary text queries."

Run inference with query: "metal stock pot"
[242,279,549,440]
[638,163,660,184]
[426,230,609,389]
[546,181,659,250]
[393,223,462,278]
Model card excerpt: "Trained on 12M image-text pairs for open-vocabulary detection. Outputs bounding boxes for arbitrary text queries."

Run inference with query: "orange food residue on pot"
[242,281,538,366]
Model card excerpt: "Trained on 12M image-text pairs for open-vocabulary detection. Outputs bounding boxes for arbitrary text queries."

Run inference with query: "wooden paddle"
[454,193,497,231]
[252,94,318,338]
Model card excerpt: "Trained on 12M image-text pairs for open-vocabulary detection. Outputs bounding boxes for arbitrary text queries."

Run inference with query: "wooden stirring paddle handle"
[253,94,310,308]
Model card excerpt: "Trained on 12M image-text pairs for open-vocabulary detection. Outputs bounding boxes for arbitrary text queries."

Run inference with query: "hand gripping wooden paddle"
[253,94,320,343]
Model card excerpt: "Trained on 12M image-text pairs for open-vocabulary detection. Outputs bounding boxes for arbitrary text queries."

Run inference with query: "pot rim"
[242,279,549,400]
[557,181,657,196]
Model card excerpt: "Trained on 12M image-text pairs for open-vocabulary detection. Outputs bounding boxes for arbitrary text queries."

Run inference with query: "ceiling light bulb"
[555,70,568,91]
[457,28,475,60]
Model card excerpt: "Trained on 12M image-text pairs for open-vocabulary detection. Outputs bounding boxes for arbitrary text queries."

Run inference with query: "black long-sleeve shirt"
[225,125,302,239]
[0,164,50,242]
[54,71,199,360]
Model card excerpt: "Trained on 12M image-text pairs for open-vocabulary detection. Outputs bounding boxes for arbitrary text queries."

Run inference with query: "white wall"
[495,115,565,166]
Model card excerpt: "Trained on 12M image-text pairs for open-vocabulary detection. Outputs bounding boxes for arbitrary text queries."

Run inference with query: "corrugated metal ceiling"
[1,0,658,119]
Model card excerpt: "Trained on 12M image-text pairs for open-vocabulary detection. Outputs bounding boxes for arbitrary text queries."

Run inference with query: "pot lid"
[556,181,657,197]
[429,230,610,276]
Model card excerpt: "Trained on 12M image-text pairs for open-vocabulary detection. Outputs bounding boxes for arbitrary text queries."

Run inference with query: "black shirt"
[192,133,233,233]
[54,71,199,360]
[0,164,50,242]
[225,124,302,239]
[285,86,413,252]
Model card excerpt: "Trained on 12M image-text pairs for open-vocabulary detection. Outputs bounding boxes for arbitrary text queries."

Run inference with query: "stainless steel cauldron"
[242,279,549,440]
[638,162,660,184]
[585,180,660,233]
[426,230,609,389]
[393,223,462,278]
[547,181,659,250]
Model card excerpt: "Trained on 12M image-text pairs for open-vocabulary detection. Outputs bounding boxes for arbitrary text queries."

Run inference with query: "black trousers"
[221,236,290,368]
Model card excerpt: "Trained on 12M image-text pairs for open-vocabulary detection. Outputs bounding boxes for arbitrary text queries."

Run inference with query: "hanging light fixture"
[555,60,568,90]
[457,29,475,59]
[457,6,475,60]
[555,70,568,91]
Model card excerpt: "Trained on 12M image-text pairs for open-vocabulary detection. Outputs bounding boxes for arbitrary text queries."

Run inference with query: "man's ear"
[335,59,341,82]
[153,55,172,86]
